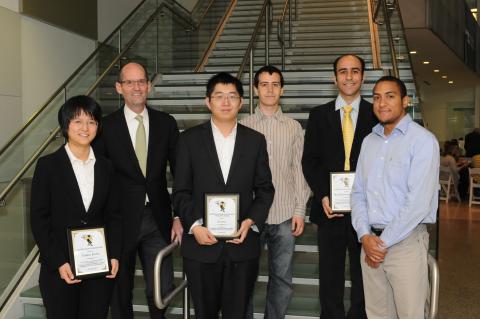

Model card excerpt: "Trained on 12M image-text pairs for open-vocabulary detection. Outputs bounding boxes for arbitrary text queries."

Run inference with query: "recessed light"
[448,80,454,84]
[410,51,417,54]
[433,69,440,73]
[422,61,430,64]
[441,75,447,79]
[472,8,478,13]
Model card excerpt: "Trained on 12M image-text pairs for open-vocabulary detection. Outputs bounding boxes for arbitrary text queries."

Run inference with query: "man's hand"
[171,218,184,244]
[322,196,343,218]
[364,255,381,269]
[291,216,305,237]
[192,225,218,245]
[227,218,254,244]
[106,259,119,278]
[58,263,81,284]
[361,234,387,265]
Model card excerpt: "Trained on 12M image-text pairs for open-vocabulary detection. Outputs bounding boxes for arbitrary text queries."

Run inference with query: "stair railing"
[154,241,189,317]
[427,254,439,319]
[236,0,273,114]
[372,0,399,77]
[194,0,237,72]
[277,0,296,71]
[0,2,193,206]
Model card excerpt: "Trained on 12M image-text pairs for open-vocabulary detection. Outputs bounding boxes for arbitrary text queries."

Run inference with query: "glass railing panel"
[119,0,159,49]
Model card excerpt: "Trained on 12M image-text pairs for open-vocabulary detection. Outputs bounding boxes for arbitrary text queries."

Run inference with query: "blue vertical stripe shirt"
[351,114,439,248]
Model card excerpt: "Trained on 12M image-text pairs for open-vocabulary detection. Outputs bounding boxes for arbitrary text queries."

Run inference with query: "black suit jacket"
[302,99,377,226]
[465,131,480,157]
[30,147,122,271]
[93,107,179,247]
[173,122,274,263]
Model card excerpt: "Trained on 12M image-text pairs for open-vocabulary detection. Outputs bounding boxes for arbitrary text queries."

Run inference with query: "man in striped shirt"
[241,65,310,318]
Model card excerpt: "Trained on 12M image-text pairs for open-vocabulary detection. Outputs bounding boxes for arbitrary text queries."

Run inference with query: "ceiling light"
[422,61,430,64]
[472,8,477,13]
[441,75,447,79]
[448,80,454,84]
[433,69,440,73]
[410,51,417,54]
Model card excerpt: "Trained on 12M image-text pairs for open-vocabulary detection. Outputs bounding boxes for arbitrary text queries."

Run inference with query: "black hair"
[58,95,102,140]
[333,54,366,76]
[374,75,408,98]
[206,72,244,98]
[253,65,284,88]
[117,62,150,83]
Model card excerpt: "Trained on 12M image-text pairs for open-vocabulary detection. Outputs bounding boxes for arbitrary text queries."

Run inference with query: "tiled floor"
[438,201,480,318]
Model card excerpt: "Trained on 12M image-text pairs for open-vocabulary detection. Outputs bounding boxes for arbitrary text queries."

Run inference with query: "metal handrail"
[0,3,188,204]
[153,242,188,314]
[195,0,216,27]
[373,0,399,77]
[427,254,439,319]
[194,0,237,72]
[277,0,293,70]
[236,0,273,113]
[0,0,154,159]
[0,247,39,312]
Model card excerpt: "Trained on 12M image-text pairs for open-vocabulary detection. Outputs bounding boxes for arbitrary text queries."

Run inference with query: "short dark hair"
[333,54,365,75]
[253,65,284,88]
[117,62,149,83]
[206,72,244,98]
[58,95,102,140]
[374,75,407,98]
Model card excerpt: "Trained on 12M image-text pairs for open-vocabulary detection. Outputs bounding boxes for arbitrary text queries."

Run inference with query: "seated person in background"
[441,141,470,198]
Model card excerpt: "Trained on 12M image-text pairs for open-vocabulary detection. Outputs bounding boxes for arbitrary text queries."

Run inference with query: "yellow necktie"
[135,115,147,176]
[342,105,353,171]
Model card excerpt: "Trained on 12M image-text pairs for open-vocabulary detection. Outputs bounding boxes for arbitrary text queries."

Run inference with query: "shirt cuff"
[357,225,371,243]
[293,206,306,217]
[189,218,203,234]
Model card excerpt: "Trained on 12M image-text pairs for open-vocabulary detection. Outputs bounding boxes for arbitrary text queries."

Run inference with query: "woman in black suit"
[30,95,122,318]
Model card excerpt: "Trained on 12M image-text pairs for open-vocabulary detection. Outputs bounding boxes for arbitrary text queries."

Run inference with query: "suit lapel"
[201,122,226,185]
[57,148,87,214]
[86,159,104,215]
[146,107,158,178]
[353,99,370,147]
[226,124,245,186]
[328,103,344,147]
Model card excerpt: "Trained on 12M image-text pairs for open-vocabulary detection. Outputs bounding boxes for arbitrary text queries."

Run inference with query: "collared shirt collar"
[124,105,149,122]
[211,119,237,138]
[65,143,96,164]
[373,113,412,137]
[335,95,361,112]
[254,106,285,122]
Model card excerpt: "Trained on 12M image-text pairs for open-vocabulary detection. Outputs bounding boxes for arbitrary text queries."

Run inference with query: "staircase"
[1,0,428,318]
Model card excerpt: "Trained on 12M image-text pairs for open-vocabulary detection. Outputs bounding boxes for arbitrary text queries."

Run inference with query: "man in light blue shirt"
[351,76,439,318]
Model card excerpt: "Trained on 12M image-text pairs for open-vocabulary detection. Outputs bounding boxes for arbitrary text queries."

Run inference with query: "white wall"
[0,0,18,12]
[20,15,95,120]
[0,6,22,147]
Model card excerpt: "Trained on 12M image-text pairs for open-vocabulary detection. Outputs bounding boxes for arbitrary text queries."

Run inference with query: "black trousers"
[39,265,113,319]
[317,217,367,319]
[111,207,174,319]
[184,249,259,319]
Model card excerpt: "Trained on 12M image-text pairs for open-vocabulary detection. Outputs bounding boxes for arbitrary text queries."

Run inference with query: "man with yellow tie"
[302,54,378,319]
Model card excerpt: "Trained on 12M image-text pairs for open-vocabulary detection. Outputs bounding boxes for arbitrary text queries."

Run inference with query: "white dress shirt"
[65,144,96,211]
[211,120,237,183]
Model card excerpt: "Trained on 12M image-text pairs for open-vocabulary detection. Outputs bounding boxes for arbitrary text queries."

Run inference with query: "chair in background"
[468,167,480,207]
[440,166,461,203]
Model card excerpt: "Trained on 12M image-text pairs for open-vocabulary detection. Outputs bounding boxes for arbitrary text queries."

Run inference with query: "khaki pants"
[361,224,429,319]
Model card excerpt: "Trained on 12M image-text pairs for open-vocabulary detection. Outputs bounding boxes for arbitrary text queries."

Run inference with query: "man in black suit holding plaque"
[173,72,274,319]
[302,54,377,319]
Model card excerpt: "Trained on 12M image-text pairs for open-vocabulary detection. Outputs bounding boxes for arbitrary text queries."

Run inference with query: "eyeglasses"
[119,79,148,88]
[210,94,241,103]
